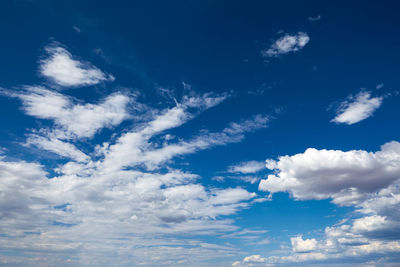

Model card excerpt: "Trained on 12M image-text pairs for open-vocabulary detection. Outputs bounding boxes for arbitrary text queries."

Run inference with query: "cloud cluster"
[0,101,267,265]
[262,32,310,57]
[243,141,400,266]
[331,91,383,125]
[0,44,271,265]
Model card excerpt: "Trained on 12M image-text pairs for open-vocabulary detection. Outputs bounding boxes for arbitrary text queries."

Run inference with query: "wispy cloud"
[227,160,265,174]
[262,32,310,57]
[308,14,321,21]
[26,134,90,162]
[331,91,383,125]
[0,46,269,265]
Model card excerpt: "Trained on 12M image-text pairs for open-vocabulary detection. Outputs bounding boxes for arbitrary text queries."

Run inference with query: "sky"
[0,0,399,266]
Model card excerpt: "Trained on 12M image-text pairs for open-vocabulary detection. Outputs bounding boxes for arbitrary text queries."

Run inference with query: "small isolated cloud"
[262,32,310,57]
[40,43,114,87]
[228,160,265,174]
[72,25,81,33]
[331,91,383,125]
[308,14,321,21]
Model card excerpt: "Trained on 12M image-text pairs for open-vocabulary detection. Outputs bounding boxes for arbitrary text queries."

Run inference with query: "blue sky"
[0,0,400,266]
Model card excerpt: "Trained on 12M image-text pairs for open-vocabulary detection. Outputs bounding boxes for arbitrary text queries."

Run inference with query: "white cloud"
[259,141,400,206]
[262,32,310,57]
[243,254,266,263]
[25,135,90,162]
[10,86,131,139]
[254,140,400,266]
[40,44,114,87]
[331,91,383,125]
[290,236,318,252]
[227,160,265,174]
[0,75,269,266]
[101,113,268,171]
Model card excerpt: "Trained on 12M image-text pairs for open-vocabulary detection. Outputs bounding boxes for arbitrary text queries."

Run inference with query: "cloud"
[25,135,90,162]
[308,14,321,21]
[9,86,131,139]
[40,44,114,87]
[262,32,310,57]
[101,113,268,171]
[0,63,268,266]
[243,254,266,263]
[259,141,400,206]
[254,141,400,266]
[72,25,81,33]
[331,91,383,125]
[291,236,318,252]
[227,160,265,174]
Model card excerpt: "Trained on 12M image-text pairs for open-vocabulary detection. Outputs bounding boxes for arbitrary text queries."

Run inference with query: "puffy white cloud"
[262,32,310,57]
[331,91,383,125]
[254,141,400,266]
[259,141,400,206]
[290,236,318,252]
[40,44,114,87]
[227,160,265,174]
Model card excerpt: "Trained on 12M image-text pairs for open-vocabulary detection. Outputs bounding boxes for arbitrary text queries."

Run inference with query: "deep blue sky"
[0,1,399,266]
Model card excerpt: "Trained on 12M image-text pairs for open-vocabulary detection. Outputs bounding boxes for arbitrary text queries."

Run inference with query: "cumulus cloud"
[40,44,114,87]
[252,140,400,266]
[259,141,400,206]
[262,32,310,57]
[331,91,383,125]
[291,236,318,252]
